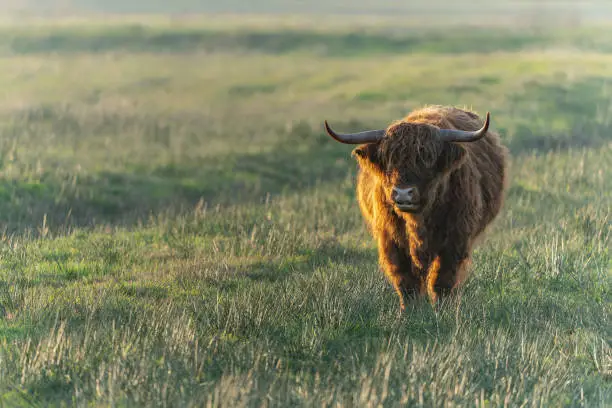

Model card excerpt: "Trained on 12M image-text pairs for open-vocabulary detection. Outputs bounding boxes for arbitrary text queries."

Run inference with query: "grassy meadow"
[0,13,610,407]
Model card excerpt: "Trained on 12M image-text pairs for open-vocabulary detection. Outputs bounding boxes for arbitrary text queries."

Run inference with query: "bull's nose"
[392,186,419,204]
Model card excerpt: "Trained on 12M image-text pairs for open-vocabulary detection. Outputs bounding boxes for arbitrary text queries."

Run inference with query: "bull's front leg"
[426,248,471,303]
[376,232,421,311]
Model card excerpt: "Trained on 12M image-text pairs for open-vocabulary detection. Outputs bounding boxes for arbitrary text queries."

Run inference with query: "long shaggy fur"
[353,105,508,308]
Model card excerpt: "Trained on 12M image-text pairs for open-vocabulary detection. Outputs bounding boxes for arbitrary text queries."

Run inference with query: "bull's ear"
[352,143,381,167]
[436,143,466,173]
[352,143,385,174]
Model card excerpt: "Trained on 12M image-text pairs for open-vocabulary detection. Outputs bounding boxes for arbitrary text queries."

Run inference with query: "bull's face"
[351,131,465,213]
[323,112,491,214]
[383,162,432,214]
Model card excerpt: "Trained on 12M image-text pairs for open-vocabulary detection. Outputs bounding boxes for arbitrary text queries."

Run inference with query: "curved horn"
[437,112,491,143]
[324,120,386,145]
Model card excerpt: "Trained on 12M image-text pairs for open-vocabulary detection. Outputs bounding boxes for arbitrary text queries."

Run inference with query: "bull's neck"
[402,213,426,237]
[398,206,434,231]
[397,212,431,269]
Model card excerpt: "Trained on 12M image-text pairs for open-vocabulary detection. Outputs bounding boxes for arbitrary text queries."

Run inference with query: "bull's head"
[324,112,490,214]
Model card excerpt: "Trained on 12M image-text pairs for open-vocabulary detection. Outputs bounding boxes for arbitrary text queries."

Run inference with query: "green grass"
[0,15,610,407]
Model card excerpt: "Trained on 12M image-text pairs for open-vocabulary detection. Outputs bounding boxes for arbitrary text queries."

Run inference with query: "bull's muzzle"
[392,186,420,212]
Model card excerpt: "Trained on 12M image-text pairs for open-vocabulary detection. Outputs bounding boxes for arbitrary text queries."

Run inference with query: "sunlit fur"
[352,105,508,309]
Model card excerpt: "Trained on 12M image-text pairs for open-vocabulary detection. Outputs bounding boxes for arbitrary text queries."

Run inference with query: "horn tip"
[323,120,333,135]
[481,111,491,133]
[323,119,344,143]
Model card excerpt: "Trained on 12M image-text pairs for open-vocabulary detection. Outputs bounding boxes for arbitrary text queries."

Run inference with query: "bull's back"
[470,133,508,234]
[424,106,508,235]
[412,106,508,226]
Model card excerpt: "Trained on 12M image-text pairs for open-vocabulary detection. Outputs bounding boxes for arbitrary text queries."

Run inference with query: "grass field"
[0,13,610,407]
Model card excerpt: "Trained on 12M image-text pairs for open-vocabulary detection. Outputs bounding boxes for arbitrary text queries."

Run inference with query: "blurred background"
[0,0,611,232]
[2,0,612,20]
[0,1,609,406]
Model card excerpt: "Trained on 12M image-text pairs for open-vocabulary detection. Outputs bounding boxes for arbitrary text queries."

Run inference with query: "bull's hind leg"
[377,234,421,311]
[426,250,470,303]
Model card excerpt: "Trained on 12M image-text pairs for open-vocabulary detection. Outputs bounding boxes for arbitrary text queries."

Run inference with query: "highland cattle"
[324,106,508,309]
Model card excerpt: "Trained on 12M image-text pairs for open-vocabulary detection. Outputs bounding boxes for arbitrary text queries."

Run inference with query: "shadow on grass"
[2,77,610,235]
[0,118,362,234]
[177,238,377,295]
[245,241,376,284]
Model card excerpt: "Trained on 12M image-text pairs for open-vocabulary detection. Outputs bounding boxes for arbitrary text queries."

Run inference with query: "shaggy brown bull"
[324,106,508,310]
